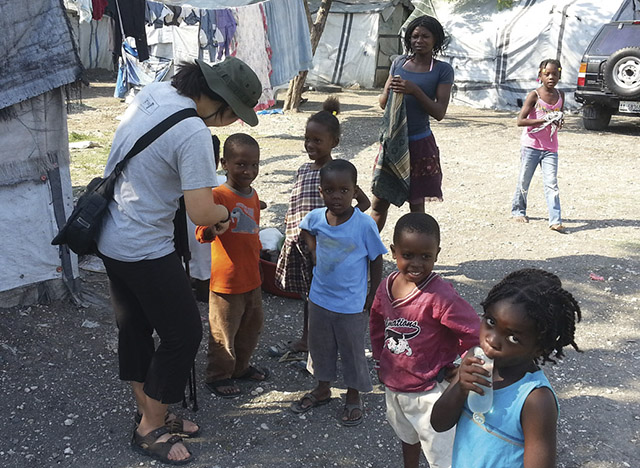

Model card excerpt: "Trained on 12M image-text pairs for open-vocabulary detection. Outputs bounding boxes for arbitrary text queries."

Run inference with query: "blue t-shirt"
[452,370,558,468]
[390,55,454,137]
[300,207,387,314]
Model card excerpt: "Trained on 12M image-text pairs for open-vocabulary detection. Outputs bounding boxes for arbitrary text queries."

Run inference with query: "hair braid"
[482,269,581,365]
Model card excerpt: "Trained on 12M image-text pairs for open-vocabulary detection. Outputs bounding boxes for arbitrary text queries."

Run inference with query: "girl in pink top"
[511,59,567,233]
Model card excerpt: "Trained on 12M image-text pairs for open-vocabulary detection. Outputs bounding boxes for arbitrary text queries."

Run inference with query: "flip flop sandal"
[267,341,306,358]
[278,350,307,363]
[134,412,201,438]
[205,379,241,398]
[290,392,332,414]
[236,365,270,382]
[131,426,193,465]
[291,360,309,373]
[340,401,364,427]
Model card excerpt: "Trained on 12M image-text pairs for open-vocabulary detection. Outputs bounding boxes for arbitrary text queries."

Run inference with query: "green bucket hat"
[196,57,262,127]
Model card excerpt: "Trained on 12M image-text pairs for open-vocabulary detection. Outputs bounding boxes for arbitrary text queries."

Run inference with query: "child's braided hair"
[539,58,562,80]
[481,268,581,365]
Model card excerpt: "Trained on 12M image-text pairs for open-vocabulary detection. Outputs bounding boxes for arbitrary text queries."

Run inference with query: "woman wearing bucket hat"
[96,57,261,465]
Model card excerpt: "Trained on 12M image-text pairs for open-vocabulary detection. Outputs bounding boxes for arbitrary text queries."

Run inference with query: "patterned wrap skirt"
[409,133,443,202]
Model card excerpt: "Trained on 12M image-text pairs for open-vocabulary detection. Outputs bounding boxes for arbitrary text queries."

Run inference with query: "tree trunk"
[283,0,333,112]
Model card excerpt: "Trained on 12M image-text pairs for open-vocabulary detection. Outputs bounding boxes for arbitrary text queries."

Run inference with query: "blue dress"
[452,370,558,468]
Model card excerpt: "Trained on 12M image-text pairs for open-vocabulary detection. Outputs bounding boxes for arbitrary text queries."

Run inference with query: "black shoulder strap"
[113,108,199,176]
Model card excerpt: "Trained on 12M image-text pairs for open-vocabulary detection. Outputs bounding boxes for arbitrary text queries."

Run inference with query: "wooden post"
[283,0,333,112]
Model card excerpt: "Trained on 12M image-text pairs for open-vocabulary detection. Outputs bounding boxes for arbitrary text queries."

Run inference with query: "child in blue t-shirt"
[290,159,387,426]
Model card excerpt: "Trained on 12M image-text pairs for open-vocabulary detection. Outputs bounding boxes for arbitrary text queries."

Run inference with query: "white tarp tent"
[66,9,115,70]
[433,0,638,110]
[307,0,413,89]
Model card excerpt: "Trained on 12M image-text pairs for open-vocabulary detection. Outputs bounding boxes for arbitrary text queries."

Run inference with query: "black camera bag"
[52,108,198,255]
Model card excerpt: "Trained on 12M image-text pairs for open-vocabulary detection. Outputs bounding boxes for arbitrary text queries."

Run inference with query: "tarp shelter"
[432,0,640,110]
[307,0,414,89]
[65,0,116,71]
[0,0,83,306]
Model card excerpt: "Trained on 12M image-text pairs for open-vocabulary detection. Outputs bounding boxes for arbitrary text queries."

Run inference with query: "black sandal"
[131,426,193,465]
[236,365,270,382]
[205,379,242,398]
[134,412,200,438]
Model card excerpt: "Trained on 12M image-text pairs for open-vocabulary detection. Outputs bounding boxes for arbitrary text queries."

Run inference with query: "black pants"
[101,251,202,404]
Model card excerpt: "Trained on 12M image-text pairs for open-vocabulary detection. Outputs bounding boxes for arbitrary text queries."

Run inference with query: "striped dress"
[274,163,324,294]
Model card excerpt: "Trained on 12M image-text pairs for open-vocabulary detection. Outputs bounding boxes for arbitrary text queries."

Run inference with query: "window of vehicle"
[590,23,640,56]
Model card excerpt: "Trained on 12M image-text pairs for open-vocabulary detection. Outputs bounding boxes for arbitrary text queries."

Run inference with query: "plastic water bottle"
[467,346,494,424]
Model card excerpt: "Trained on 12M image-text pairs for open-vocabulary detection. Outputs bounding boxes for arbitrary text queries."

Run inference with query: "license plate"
[619,101,640,113]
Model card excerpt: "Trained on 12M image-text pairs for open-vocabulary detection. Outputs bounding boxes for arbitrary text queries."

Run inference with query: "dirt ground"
[1,71,639,468]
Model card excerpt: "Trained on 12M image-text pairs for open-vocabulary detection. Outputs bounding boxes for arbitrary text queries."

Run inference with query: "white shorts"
[385,382,455,468]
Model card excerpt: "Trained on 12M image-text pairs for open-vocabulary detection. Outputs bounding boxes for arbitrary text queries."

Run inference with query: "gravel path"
[0,82,638,468]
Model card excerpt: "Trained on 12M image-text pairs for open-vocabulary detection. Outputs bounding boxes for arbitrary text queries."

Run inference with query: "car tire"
[604,47,640,98]
[582,104,612,130]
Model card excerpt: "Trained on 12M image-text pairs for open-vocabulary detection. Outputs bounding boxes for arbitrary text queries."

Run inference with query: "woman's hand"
[388,75,419,96]
[388,75,452,121]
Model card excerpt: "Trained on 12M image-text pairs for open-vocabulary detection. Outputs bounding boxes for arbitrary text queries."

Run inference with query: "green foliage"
[497,0,514,10]
[68,131,92,142]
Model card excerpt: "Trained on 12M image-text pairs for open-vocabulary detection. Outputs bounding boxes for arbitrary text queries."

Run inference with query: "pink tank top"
[520,90,563,152]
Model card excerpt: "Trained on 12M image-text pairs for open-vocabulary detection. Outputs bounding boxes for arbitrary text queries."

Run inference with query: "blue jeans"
[511,146,562,226]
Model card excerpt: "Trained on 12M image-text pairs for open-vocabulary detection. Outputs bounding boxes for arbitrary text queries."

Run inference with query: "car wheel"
[582,104,612,130]
[604,47,640,98]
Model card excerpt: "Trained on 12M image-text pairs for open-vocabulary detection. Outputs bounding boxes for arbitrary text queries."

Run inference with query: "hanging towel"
[263,0,313,87]
[231,3,274,110]
[372,90,410,207]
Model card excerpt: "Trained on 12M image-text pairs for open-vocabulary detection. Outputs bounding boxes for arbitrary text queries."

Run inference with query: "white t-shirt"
[97,82,218,261]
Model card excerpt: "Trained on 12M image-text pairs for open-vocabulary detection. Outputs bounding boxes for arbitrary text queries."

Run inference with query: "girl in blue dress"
[431,269,582,468]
